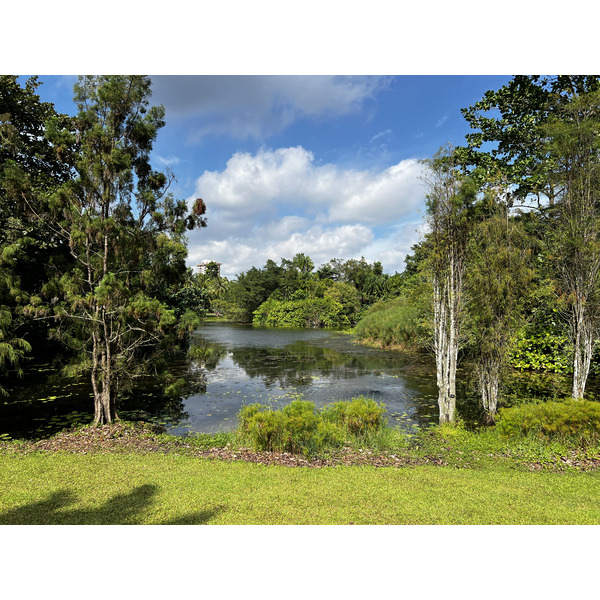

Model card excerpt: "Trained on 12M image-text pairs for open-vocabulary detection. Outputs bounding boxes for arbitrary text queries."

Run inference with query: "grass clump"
[237,397,389,455]
[496,399,600,446]
[321,396,386,435]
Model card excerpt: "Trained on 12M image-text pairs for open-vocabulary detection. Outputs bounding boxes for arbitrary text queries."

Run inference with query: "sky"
[33,74,513,280]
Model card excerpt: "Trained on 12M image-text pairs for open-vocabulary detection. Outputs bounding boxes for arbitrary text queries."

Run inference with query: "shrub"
[509,330,573,373]
[236,397,387,455]
[252,297,350,328]
[280,400,320,453]
[496,400,600,446]
[238,404,282,452]
[322,396,386,435]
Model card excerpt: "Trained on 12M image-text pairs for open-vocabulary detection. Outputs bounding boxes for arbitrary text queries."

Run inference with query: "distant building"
[196,260,222,276]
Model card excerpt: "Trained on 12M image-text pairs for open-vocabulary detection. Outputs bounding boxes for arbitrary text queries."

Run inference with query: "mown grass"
[1,450,600,524]
[3,397,600,525]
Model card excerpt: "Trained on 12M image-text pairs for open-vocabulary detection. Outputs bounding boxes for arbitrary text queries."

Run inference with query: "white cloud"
[187,146,426,278]
[194,146,424,222]
[150,75,390,141]
[370,129,392,142]
[155,154,180,167]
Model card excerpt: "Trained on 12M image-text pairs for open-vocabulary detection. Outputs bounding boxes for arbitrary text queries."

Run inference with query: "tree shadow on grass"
[0,485,223,525]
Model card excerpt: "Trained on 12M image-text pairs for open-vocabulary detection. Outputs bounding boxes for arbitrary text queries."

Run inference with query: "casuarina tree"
[421,145,476,424]
[545,90,600,399]
[28,76,207,424]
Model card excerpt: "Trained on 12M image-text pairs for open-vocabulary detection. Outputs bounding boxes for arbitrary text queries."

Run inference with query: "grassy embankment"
[2,415,600,525]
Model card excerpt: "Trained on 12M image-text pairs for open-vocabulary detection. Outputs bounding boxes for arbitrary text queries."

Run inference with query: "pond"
[0,321,584,439]
[173,322,441,435]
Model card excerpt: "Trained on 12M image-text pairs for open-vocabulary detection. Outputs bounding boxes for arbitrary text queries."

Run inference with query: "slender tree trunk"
[433,271,459,424]
[571,303,594,399]
[477,356,500,423]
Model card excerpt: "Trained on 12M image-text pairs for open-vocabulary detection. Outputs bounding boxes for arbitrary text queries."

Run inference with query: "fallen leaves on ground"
[0,422,445,469]
[2,422,600,471]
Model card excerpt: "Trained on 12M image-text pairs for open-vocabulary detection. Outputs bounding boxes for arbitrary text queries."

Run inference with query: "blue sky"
[33,74,513,279]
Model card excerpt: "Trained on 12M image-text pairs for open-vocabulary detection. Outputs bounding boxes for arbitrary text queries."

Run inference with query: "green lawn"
[2,452,600,524]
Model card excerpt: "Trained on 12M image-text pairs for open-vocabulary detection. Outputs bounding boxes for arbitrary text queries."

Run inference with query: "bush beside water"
[237,396,387,455]
[237,396,600,459]
[353,298,422,350]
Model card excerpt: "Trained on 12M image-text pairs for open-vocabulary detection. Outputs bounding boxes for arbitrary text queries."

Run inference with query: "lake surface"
[171,322,441,435]
[0,321,583,439]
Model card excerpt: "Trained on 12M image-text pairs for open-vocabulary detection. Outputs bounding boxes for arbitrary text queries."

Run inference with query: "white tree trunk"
[433,269,459,424]
[571,304,594,399]
[477,358,500,423]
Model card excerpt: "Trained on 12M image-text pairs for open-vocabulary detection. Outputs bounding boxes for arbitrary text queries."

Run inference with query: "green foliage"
[0,306,32,395]
[456,75,600,202]
[509,330,573,373]
[237,401,330,454]
[236,397,386,455]
[323,281,362,323]
[252,296,350,328]
[354,296,424,349]
[224,254,394,325]
[496,400,600,446]
[29,76,208,423]
[321,396,386,435]
[0,76,72,386]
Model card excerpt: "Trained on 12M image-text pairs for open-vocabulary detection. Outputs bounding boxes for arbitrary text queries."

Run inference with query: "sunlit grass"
[1,452,600,524]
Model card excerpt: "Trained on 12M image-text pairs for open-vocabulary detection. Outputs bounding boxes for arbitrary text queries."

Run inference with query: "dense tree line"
[214,253,403,327]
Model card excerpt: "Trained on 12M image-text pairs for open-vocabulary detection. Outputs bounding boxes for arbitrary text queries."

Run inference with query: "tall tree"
[421,145,476,424]
[466,184,533,422]
[30,76,207,424]
[546,90,600,399]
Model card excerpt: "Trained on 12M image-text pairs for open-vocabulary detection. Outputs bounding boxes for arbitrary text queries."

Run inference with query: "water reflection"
[172,323,440,435]
[2,321,588,439]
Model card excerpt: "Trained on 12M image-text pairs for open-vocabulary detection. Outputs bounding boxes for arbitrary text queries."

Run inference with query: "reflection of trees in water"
[119,371,203,427]
[187,341,229,371]
[227,344,374,389]
[120,392,190,426]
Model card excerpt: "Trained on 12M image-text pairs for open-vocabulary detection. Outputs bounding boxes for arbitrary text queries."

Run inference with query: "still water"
[172,322,440,435]
[1,322,579,439]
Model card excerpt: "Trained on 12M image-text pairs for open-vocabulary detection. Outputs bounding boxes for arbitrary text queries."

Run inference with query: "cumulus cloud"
[150,75,390,141]
[186,146,426,278]
[194,146,424,224]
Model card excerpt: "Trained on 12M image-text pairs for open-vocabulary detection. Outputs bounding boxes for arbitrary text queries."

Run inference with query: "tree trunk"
[433,271,459,425]
[477,357,500,423]
[92,325,118,424]
[571,304,594,399]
